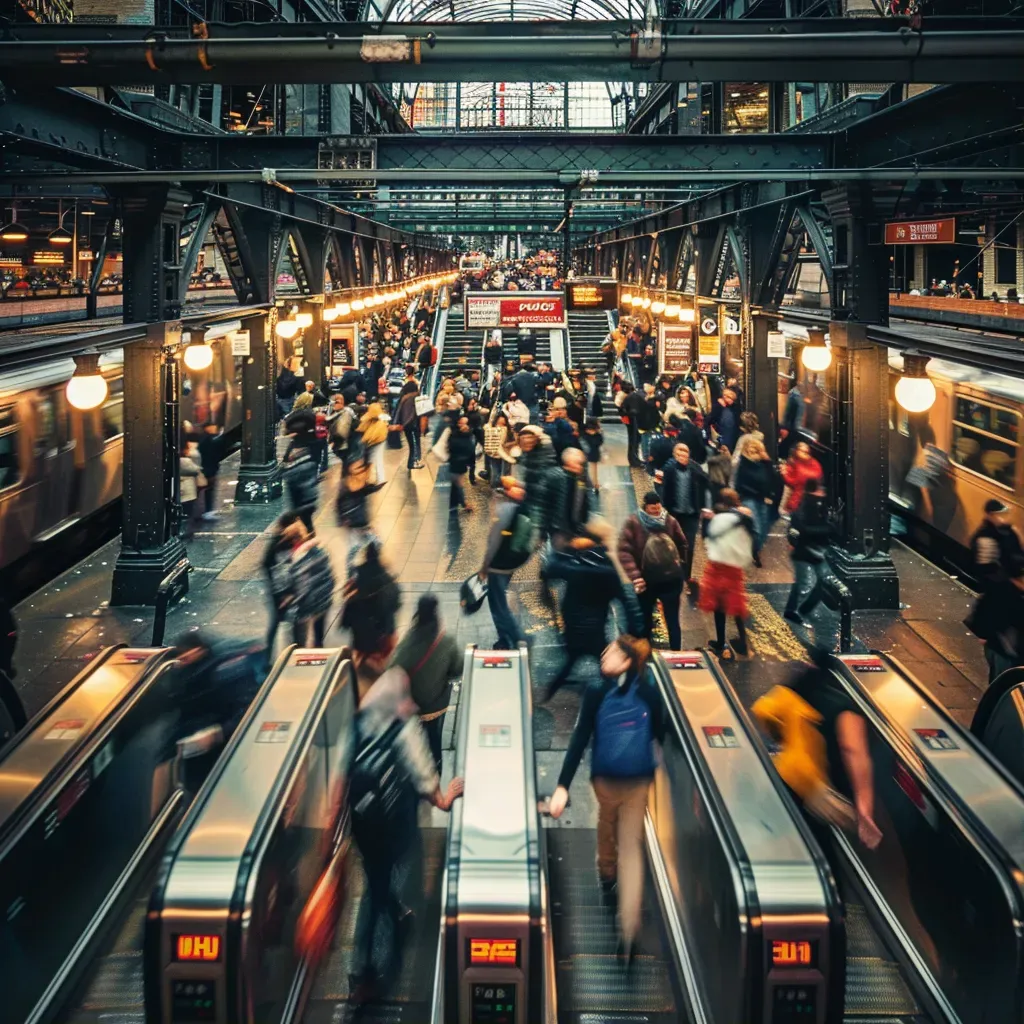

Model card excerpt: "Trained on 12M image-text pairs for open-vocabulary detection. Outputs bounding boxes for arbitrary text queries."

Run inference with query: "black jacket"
[790,492,833,563]
[658,459,709,518]
[507,368,541,407]
[735,458,778,503]
[621,391,645,425]
[970,520,1024,592]
[542,468,592,539]
[448,429,478,474]
[676,418,707,465]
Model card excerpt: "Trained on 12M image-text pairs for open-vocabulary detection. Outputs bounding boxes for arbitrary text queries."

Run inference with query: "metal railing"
[151,557,192,646]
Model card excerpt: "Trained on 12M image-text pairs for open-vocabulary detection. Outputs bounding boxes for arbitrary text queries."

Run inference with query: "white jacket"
[703,510,755,569]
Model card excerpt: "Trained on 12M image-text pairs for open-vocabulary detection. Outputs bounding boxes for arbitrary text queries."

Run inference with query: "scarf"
[637,507,668,530]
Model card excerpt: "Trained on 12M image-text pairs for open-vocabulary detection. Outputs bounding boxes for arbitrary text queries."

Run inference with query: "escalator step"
[846,957,920,1017]
[556,953,674,1017]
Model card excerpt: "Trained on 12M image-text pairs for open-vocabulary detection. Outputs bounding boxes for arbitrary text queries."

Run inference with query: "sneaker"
[784,611,806,626]
[200,511,220,521]
[752,552,763,569]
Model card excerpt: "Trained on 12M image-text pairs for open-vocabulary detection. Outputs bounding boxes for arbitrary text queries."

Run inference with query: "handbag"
[432,427,451,463]
[415,395,434,417]
[460,573,488,614]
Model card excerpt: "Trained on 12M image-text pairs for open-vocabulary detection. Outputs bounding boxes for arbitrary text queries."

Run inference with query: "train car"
[888,351,1024,571]
[0,326,244,576]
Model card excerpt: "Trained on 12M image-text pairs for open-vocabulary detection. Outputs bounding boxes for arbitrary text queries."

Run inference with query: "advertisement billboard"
[658,324,694,376]
[464,292,567,329]
[884,218,956,245]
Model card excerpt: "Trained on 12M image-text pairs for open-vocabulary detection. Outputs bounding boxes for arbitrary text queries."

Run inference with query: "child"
[581,417,604,493]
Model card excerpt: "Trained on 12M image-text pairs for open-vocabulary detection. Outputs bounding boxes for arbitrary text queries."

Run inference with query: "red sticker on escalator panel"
[843,655,885,672]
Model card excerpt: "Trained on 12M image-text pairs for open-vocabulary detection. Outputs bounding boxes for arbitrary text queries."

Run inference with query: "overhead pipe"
[1,27,1023,83]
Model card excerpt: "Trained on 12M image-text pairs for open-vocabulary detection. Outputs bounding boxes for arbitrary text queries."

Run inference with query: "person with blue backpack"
[549,635,665,965]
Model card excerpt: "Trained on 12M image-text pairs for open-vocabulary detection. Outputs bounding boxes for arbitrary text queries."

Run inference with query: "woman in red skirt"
[698,488,756,659]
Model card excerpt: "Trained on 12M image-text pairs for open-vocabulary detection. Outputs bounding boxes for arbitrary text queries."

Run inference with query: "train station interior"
[3,3,1024,1023]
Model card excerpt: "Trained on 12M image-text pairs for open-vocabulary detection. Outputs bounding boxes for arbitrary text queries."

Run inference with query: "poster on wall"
[766,331,787,358]
[329,324,357,376]
[464,291,567,329]
[658,324,694,376]
[697,314,721,374]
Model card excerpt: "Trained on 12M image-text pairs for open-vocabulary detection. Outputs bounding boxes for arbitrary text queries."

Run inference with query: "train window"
[0,407,21,491]
[101,377,124,441]
[34,397,57,457]
[955,397,1020,445]
[952,418,1018,490]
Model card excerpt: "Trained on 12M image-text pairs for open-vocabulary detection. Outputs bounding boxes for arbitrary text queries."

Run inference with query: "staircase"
[437,305,486,387]
[567,311,613,394]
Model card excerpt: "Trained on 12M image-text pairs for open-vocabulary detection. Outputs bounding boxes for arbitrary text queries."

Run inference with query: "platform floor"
[12,424,990,758]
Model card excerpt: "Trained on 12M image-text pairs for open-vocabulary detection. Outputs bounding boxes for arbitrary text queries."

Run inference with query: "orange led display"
[175,934,222,962]
[771,940,815,968]
[468,938,519,967]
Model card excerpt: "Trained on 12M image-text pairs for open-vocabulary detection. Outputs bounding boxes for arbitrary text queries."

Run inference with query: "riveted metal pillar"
[111,321,189,606]
[235,310,283,504]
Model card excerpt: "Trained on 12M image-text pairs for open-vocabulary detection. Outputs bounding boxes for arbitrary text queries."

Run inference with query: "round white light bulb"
[276,319,300,339]
[183,343,214,371]
[801,344,832,373]
[895,374,937,413]
[66,373,108,411]
[295,312,314,329]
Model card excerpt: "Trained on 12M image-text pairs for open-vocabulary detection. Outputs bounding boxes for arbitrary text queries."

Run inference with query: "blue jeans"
[487,572,523,649]
[785,559,829,616]
[742,499,771,553]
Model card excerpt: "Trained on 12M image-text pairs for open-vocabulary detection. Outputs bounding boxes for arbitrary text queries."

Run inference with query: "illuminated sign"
[295,655,328,666]
[664,653,702,670]
[468,938,519,967]
[658,324,693,375]
[480,656,512,669]
[33,250,66,265]
[843,655,885,673]
[884,217,956,245]
[566,280,618,310]
[771,939,817,968]
[464,292,567,329]
[174,934,222,962]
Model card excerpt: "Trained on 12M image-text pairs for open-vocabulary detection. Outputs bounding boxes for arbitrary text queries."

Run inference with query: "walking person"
[581,417,604,493]
[697,489,756,660]
[393,382,424,470]
[347,667,464,1006]
[482,412,518,487]
[781,441,824,518]
[783,477,834,626]
[656,443,709,593]
[281,410,320,532]
[261,512,301,661]
[286,519,336,648]
[341,542,403,687]
[969,497,1024,593]
[390,595,463,774]
[734,438,778,568]
[617,492,689,650]
[357,401,389,486]
[620,382,646,469]
[179,439,202,541]
[479,476,537,650]
[448,415,477,514]
[548,636,665,965]
[335,454,384,564]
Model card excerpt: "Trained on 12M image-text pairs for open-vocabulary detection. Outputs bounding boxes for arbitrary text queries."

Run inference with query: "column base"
[234,462,283,504]
[826,546,900,611]
[111,536,190,607]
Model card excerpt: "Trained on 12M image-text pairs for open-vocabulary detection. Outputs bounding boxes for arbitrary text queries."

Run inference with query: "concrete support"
[111,322,189,606]
[235,310,283,504]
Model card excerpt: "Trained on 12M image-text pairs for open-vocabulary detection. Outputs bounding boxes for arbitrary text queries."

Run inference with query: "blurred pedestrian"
[448,415,477,514]
[358,401,389,486]
[657,443,708,591]
[281,410,320,532]
[617,492,688,650]
[261,512,301,660]
[698,489,755,660]
[969,498,1024,594]
[341,542,403,683]
[549,636,664,964]
[784,477,833,626]
[393,382,423,470]
[390,594,462,773]
[782,441,823,517]
[287,519,336,648]
[581,417,604,493]
[734,437,778,567]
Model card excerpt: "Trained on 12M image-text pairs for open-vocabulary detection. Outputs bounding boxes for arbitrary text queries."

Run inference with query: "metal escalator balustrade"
[145,646,355,1024]
[828,651,1024,1024]
[0,645,180,1024]
[648,650,844,1024]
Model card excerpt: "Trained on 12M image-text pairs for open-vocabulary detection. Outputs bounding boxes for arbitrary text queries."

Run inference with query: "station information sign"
[884,218,956,245]
[464,291,567,329]
[658,324,693,375]
[566,279,618,311]
[697,314,721,374]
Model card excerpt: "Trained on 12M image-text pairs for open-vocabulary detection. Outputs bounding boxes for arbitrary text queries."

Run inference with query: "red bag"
[429,346,438,366]
[314,411,328,440]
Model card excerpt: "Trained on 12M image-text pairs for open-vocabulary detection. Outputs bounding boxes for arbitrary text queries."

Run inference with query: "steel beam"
[2,19,1024,84]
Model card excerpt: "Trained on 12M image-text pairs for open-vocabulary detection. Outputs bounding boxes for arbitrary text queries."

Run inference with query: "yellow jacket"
[752,685,828,801]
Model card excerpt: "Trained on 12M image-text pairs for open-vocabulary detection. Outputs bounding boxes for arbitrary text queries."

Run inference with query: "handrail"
[426,287,450,400]
[647,653,762,1021]
[695,652,847,1024]
[151,557,192,646]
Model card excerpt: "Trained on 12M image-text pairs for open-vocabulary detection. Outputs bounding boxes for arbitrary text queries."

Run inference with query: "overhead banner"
[566,279,618,311]
[658,324,694,376]
[884,218,956,245]
[697,314,721,374]
[464,291,567,329]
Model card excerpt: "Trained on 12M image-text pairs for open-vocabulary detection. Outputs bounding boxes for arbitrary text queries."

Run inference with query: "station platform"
[11,424,990,746]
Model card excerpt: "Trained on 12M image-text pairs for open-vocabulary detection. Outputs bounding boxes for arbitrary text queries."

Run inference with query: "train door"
[32,390,78,541]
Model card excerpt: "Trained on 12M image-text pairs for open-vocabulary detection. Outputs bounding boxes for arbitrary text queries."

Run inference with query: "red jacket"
[617,513,690,583]
[782,456,824,513]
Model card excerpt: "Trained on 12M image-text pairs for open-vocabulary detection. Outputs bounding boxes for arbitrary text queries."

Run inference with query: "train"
[776,321,1024,577]
[0,323,244,585]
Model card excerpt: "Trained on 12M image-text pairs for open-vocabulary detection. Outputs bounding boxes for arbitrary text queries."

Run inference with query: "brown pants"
[593,776,650,945]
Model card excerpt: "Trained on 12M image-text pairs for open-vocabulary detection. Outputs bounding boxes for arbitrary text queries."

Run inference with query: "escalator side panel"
[2,659,185,1024]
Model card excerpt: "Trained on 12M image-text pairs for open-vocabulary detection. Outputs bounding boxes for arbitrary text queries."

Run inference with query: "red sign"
[464,291,567,329]
[884,218,956,245]
[174,934,222,962]
[468,938,519,966]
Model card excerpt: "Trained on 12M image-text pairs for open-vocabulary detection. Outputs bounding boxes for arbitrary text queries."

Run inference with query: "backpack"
[640,529,683,585]
[314,411,329,441]
[591,681,657,778]
[430,346,438,366]
[493,510,538,572]
[348,715,415,837]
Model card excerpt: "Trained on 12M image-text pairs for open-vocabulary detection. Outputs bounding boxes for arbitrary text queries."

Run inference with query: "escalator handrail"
[828,658,1024,1003]
[517,644,547,1024]
[0,644,123,787]
[696,653,847,1024]
[835,653,1024,906]
[971,666,1024,740]
[143,643,297,1017]
[881,652,1024,808]
[227,651,354,1019]
[442,644,477,1021]
[648,653,764,1023]
[0,646,177,856]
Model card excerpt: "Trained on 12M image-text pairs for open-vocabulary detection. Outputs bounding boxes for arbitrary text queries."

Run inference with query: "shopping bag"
[415,395,434,417]
[460,573,488,614]
[432,427,451,463]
